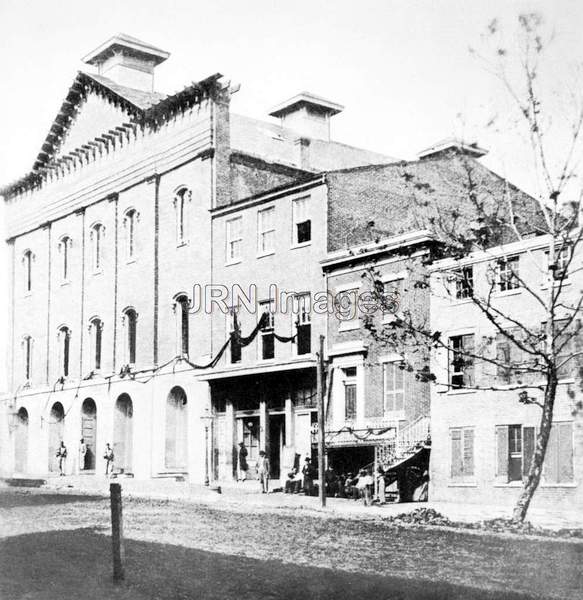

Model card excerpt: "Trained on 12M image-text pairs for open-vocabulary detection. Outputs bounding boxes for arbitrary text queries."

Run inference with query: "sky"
[0,0,581,391]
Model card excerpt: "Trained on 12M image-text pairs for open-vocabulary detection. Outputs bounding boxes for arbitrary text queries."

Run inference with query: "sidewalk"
[39,474,583,530]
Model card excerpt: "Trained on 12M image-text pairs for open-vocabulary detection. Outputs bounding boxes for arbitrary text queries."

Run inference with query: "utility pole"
[317,334,326,508]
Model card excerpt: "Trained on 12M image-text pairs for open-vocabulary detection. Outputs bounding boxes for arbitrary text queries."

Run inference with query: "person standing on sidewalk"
[256,450,270,493]
[302,457,315,496]
[79,438,87,472]
[56,441,67,476]
[103,443,114,476]
[376,466,386,504]
[238,441,248,482]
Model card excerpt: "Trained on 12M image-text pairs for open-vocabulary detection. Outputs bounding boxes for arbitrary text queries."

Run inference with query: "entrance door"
[238,417,260,478]
[268,415,285,479]
[114,394,133,473]
[165,387,187,471]
[48,402,65,472]
[81,398,97,471]
[14,408,29,473]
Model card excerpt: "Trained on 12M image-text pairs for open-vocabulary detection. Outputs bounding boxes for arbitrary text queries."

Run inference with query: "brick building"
[0,34,395,482]
[429,235,583,513]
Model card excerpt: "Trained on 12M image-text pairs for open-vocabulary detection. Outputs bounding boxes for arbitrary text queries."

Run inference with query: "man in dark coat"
[238,442,248,481]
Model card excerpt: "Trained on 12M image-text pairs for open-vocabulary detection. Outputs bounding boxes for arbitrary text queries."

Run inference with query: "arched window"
[90,223,104,272]
[23,250,33,292]
[123,209,139,260]
[89,318,103,371]
[174,295,190,356]
[174,188,191,246]
[22,335,33,382]
[58,236,72,281]
[123,309,137,365]
[58,326,71,377]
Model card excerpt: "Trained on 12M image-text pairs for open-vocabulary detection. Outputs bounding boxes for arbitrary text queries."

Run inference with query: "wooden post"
[317,335,326,508]
[110,483,125,583]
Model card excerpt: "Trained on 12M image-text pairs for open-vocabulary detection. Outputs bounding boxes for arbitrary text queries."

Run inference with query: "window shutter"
[522,426,535,477]
[451,429,463,479]
[543,424,559,483]
[463,428,474,477]
[463,334,475,386]
[558,422,574,483]
[496,425,509,481]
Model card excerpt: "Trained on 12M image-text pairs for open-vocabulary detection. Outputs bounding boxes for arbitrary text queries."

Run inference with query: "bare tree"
[363,13,583,522]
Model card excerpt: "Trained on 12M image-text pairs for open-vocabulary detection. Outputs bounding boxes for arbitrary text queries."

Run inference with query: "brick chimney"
[82,33,170,92]
[269,92,344,141]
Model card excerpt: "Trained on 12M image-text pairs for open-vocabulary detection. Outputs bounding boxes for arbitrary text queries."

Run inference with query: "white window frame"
[226,216,243,264]
[336,286,360,332]
[22,250,34,294]
[257,206,276,256]
[293,293,312,356]
[291,196,311,247]
[58,236,72,283]
[259,298,276,361]
[57,326,71,379]
[90,223,104,273]
[383,360,405,418]
[497,255,520,292]
[22,335,33,383]
[123,209,139,262]
[174,187,192,247]
[88,318,103,372]
[122,308,138,367]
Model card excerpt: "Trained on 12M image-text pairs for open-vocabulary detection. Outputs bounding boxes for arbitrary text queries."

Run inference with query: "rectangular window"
[257,207,275,255]
[260,300,275,360]
[24,337,32,381]
[229,306,241,364]
[292,196,311,245]
[383,362,404,413]
[343,367,357,421]
[294,293,311,355]
[496,329,525,384]
[337,288,359,329]
[455,266,473,299]
[226,217,243,263]
[546,246,571,280]
[450,427,474,482]
[498,256,520,291]
[496,424,536,482]
[450,334,474,388]
[382,279,403,315]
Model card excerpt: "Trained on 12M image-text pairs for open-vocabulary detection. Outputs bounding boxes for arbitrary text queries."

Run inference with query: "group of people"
[237,442,392,505]
[286,463,390,506]
[53,440,115,476]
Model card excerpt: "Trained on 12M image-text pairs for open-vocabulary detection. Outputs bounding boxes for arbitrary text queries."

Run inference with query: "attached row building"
[2,35,580,515]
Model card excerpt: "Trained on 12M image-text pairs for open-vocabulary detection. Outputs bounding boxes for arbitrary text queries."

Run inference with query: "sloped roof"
[87,73,166,109]
[1,70,223,197]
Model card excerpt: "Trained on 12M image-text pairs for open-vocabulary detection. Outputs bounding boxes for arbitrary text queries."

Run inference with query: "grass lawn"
[0,489,581,599]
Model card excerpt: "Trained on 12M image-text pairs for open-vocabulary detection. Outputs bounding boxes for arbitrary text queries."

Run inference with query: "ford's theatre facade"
[0,34,397,483]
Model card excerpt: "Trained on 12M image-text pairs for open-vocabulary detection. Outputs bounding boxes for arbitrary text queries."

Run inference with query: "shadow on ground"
[0,528,542,600]
[0,492,104,509]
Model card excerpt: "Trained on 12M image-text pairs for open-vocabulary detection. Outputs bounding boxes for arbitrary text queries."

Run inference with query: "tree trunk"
[512,374,557,522]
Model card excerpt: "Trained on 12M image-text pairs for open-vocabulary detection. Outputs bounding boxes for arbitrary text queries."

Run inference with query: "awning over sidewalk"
[313,425,397,448]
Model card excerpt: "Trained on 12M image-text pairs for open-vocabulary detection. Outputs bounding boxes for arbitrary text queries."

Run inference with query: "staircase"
[377,415,430,471]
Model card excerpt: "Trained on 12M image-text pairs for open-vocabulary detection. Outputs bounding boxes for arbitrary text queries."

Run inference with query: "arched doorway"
[165,387,187,471]
[14,408,29,473]
[81,398,97,471]
[114,394,133,473]
[48,402,65,472]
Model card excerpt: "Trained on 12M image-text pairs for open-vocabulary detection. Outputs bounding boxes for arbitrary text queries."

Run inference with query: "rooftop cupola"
[269,92,344,141]
[82,33,170,92]
[417,138,488,160]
